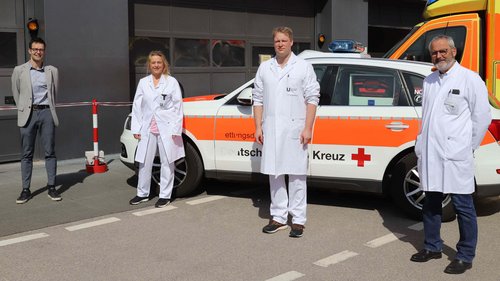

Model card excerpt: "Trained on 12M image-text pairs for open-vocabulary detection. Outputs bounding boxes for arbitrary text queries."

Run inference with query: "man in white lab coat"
[253,26,320,238]
[410,35,491,274]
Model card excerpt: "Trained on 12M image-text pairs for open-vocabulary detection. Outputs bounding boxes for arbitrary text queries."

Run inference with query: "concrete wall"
[43,0,130,160]
[315,0,368,51]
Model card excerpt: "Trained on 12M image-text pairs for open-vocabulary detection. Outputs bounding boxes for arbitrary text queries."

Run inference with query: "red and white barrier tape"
[0,101,132,111]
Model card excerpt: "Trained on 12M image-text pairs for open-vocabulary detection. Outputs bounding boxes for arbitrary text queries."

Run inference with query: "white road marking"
[0,233,49,247]
[133,205,177,216]
[186,195,226,205]
[313,250,359,267]
[265,271,305,281]
[364,233,406,248]
[65,217,121,231]
[408,222,424,231]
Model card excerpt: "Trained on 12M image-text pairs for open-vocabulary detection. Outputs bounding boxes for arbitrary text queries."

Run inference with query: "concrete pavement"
[0,154,144,237]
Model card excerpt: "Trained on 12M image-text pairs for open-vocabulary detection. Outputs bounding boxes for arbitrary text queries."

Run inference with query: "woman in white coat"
[129,51,185,208]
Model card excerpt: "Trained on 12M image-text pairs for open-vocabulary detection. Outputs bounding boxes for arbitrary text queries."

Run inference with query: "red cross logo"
[351,148,371,167]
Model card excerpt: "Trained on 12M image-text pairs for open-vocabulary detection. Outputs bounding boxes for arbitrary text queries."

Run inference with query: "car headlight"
[125,116,131,130]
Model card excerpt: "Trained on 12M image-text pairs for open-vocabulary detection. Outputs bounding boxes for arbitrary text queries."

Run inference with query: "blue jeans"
[423,192,477,263]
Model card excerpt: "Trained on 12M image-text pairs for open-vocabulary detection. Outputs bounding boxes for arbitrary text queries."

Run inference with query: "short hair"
[147,50,170,75]
[272,26,294,41]
[428,35,456,53]
[29,38,46,49]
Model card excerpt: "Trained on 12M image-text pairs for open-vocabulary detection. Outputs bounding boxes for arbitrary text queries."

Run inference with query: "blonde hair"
[272,26,294,41]
[147,50,170,75]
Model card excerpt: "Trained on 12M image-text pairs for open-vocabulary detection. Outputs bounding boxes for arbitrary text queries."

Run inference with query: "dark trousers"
[20,108,57,189]
[423,192,477,263]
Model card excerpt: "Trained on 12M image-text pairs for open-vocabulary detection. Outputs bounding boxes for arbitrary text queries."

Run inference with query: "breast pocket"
[287,76,303,96]
[443,95,463,115]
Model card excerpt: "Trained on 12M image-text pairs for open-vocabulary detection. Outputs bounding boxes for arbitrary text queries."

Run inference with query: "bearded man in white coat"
[253,26,320,238]
[410,35,491,274]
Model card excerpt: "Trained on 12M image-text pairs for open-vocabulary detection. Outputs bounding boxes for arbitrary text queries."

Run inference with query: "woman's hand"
[133,134,141,140]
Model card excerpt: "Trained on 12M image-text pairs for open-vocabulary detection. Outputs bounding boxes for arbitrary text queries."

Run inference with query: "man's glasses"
[30,48,45,53]
[431,49,448,57]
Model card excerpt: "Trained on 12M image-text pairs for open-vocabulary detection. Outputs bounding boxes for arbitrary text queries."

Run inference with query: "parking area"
[1,156,500,280]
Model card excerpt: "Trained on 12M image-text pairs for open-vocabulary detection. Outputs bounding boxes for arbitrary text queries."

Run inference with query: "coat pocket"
[289,118,305,140]
[445,136,472,161]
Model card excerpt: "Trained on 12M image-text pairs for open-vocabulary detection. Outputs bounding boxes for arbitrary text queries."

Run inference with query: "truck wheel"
[390,153,455,222]
[151,141,203,197]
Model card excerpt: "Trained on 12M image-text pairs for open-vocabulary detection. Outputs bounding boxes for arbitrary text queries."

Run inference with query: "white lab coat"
[415,62,491,194]
[131,74,185,164]
[253,53,320,176]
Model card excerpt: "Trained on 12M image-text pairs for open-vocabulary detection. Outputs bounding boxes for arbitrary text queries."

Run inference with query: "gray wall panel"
[174,73,211,97]
[331,0,368,45]
[171,7,210,35]
[44,0,130,160]
[135,4,171,33]
[210,10,247,37]
[211,72,246,94]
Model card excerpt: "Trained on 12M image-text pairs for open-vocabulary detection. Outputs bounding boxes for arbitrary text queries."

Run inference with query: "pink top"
[149,116,159,135]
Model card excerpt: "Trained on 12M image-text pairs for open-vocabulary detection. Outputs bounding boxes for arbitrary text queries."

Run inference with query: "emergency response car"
[120,45,500,221]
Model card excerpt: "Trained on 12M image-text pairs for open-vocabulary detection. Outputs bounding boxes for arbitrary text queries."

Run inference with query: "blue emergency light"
[328,40,366,53]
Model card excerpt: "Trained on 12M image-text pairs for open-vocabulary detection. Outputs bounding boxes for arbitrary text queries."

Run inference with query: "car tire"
[390,153,455,222]
[150,141,203,197]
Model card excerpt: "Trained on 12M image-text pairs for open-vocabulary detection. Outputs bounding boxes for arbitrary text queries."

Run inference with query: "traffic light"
[318,33,326,49]
[26,18,39,39]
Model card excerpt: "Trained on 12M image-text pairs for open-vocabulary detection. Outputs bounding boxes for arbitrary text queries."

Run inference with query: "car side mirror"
[237,87,253,106]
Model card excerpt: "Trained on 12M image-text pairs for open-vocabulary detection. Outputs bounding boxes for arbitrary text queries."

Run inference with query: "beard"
[434,58,455,73]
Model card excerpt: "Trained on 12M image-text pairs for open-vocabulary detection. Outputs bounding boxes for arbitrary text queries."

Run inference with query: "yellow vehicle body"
[385,0,500,108]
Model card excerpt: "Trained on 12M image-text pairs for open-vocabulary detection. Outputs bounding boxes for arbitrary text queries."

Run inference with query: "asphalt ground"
[0,154,149,237]
[1,155,500,280]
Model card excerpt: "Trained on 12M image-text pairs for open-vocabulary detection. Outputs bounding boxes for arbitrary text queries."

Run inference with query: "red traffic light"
[27,18,39,32]
[318,33,326,48]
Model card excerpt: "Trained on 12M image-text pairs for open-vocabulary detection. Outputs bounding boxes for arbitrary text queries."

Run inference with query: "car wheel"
[151,141,203,197]
[390,153,455,222]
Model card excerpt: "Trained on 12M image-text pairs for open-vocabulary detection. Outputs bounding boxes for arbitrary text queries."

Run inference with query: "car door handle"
[385,122,410,132]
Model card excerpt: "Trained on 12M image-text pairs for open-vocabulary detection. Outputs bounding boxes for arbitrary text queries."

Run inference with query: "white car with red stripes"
[120,43,500,221]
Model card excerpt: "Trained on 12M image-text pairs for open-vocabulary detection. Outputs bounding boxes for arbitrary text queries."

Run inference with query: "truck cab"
[383,0,500,108]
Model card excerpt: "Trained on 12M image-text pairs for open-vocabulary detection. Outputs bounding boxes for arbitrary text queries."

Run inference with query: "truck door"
[388,13,481,73]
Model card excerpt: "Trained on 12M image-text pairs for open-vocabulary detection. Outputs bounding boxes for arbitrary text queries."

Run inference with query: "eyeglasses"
[431,49,448,57]
[30,48,45,53]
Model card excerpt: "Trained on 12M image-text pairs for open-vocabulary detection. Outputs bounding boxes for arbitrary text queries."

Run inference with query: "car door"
[309,63,420,188]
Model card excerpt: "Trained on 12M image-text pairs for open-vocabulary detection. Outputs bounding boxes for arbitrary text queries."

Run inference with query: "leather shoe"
[410,249,442,262]
[444,259,472,274]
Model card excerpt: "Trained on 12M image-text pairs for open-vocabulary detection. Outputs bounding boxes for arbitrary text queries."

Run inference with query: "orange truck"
[384,0,500,109]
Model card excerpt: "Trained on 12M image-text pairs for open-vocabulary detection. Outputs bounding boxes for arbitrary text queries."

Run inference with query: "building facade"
[0,0,425,162]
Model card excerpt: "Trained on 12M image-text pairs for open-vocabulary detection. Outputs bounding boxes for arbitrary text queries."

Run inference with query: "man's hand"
[255,128,264,145]
[300,128,312,144]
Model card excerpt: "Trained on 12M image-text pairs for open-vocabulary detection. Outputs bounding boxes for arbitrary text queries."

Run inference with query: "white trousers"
[137,133,175,199]
[269,174,307,225]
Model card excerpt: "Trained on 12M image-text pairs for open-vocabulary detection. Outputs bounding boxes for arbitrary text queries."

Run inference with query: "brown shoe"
[262,220,287,234]
[289,224,305,238]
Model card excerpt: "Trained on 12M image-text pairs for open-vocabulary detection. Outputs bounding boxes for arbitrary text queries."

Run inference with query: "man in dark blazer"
[11,38,61,203]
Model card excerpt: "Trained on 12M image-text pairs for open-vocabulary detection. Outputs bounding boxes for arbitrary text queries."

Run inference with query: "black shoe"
[48,186,62,201]
[129,196,149,205]
[262,220,287,234]
[289,224,304,238]
[410,249,442,262]
[155,198,170,208]
[444,259,472,274]
[16,189,32,204]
